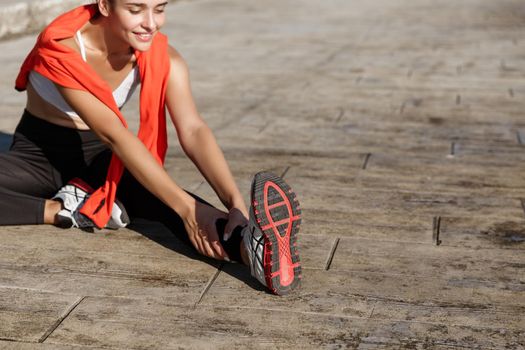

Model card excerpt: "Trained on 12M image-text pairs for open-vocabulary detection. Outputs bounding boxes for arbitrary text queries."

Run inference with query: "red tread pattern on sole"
[252,172,302,295]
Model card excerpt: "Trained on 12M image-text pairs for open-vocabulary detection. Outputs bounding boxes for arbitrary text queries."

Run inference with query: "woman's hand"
[182,201,230,261]
[223,207,248,241]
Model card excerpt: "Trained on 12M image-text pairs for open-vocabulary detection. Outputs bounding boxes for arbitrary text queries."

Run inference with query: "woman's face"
[103,0,168,52]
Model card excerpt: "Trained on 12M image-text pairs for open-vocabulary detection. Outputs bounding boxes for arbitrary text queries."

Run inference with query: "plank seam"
[324,237,340,270]
[432,216,442,246]
[335,107,345,123]
[38,296,85,343]
[0,337,34,343]
[194,263,224,307]
[517,131,524,145]
[280,166,291,179]
[368,302,377,318]
[361,153,372,170]
[191,181,205,193]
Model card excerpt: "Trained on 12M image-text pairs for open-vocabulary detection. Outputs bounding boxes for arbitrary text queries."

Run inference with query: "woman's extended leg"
[114,171,245,262]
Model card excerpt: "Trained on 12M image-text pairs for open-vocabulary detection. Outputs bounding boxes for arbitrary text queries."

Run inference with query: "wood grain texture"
[0,0,524,348]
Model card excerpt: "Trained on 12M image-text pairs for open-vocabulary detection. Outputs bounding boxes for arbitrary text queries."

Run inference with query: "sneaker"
[105,198,130,229]
[52,178,130,230]
[53,178,93,228]
[242,171,302,295]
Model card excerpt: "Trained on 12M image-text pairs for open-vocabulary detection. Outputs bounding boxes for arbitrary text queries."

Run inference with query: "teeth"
[136,33,152,39]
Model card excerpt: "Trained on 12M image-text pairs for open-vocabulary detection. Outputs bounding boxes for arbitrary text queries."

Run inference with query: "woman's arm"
[165,46,249,237]
[56,83,230,260]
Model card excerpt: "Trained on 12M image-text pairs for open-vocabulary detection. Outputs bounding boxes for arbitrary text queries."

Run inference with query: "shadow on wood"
[126,219,261,291]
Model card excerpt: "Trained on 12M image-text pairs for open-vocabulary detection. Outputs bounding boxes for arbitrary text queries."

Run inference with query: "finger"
[211,240,230,261]
[223,221,234,241]
[191,227,208,257]
[188,234,203,256]
[215,218,230,241]
[201,238,217,259]
[184,221,200,249]
[225,211,247,241]
[208,226,229,261]
[199,224,216,257]
[224,220,246,242]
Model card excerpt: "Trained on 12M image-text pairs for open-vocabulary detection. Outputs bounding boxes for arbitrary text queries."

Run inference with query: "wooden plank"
[47,295,360,349]
[440,217,525,250]
[297,234,335,270]
[163,153,207,192]
[0,230,331,272]
[282,166,525,250]
[330,237,525,284]
[0,287,79,343]
[292,182,523,219]
[0,222,202,259]
[205,265,525,310]
[0,245,217,285]
[368,300,524,332]
[367,150,525,173]
[2,0,525,347]
[287,175,525,250]
[358,154,525,198]
[303,219,432,244]
[189,163,290,209]
[0,341,88,349]
[46,295,524,349]
[199,267,523,348]
[0,264,212,304]
[0,224,218,302]
[301,216,525,252]
[353,171,525,199]
[0,228,333,302]
[217,122,451,157]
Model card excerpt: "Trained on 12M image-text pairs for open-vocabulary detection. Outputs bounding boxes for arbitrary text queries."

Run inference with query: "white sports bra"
[28,31,140,119]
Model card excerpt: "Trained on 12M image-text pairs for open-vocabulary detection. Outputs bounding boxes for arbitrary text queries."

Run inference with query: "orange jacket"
[16,4,171,228]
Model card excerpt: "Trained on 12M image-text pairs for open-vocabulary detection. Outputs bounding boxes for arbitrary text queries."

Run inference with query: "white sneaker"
[105,198,130,229]
[242,172,302,295]
[53,178,130,230]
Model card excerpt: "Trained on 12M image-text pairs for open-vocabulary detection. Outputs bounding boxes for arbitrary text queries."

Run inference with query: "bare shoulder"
[167,45,189,77]
[165,45,201,127]
[168,45,184,63]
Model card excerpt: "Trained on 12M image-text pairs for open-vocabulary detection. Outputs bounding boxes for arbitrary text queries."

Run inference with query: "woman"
[2,0,301,295]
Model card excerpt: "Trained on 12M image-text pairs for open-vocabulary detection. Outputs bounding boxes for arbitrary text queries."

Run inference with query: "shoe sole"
[251,171,301,295]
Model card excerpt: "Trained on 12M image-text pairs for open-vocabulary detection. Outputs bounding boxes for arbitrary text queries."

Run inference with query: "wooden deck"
[0,0,524,348]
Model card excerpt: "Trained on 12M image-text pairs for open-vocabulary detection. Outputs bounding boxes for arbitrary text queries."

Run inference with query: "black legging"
[0,110,243,261]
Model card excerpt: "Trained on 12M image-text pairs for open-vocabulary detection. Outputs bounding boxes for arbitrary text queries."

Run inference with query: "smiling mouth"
[133,32,155,41]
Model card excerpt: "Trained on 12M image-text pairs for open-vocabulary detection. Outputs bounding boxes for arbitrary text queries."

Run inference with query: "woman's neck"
[82,17,133,59]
